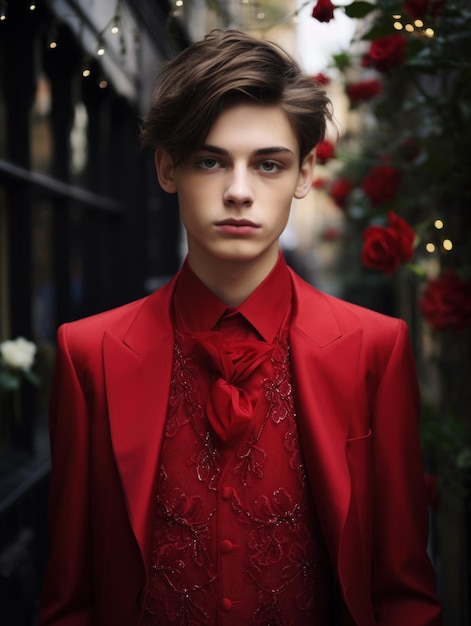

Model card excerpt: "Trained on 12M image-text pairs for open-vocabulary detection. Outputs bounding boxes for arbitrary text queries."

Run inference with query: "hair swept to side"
[140,29,334,164]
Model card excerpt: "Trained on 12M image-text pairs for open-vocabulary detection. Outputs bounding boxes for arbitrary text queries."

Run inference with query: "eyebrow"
[198,144,295,157]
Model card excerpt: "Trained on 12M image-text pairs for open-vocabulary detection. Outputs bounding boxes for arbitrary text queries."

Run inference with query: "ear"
[294,149,316,199]
[155,149,177,193]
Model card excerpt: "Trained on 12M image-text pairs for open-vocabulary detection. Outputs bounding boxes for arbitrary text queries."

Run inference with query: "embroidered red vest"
[142,324,332,625]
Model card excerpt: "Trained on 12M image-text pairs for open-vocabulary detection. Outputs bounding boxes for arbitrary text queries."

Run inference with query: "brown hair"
[140,29,334,164]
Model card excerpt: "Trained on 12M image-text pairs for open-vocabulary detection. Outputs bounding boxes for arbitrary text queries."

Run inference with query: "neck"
[187,251,280,307]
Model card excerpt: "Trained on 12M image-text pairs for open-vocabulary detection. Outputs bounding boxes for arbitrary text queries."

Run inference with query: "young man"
[39,29,442,626]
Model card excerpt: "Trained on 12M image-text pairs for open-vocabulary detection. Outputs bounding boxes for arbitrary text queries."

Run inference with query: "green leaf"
[331,51,351,72]
[406,263,427,279]
[344,1,377,19]
[361,22,396,40]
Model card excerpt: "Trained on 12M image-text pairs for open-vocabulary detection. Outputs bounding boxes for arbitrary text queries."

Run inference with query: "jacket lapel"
[288,271,363,581]
[103,278,177,572]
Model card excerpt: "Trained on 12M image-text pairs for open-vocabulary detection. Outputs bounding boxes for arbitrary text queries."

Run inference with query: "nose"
[223,165,254,208]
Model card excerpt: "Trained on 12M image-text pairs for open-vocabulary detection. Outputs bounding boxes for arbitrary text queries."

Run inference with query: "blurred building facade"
[0,1,234,622]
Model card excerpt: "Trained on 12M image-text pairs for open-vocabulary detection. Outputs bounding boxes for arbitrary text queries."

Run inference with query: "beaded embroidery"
[143,328,331,625]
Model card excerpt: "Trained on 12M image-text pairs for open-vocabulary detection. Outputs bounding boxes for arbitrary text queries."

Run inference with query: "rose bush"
[361,165,401,206]
[361,211,416,275]
[312,177,327,189]
[404,0,445,18]
[346,79,382,103]
[362,34,408,72]
[312,72,330,86]
[419,270,471,332]
[316,139,336,164]
[330,177,353,208]
[309,0,471,582]
[311,0,335,23]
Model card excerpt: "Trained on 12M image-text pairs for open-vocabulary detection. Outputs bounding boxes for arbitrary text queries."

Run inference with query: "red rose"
[330,177,352,208]
[404,0,445,18]
[312,177,327,189]
[312,72,331,86]
[388,211,416,260]
[312,0,335,23]
[362,165,401,206]
[361,211,415,275]
[362,34,407,72]
[322,227,343,241]
[316,139,336,164]
[420,269,471,332]
[399,137,421,162]
[346,78,382,103]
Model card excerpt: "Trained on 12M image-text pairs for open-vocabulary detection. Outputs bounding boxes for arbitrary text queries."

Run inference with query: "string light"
[98,79,108,89]
[426,242,436,253]
[110,4,121,34]
[48,22,59,49]
[394,22,403,30]
[405,23,414,32]
[29,3,36,10]
[443,239,453,251]
[434,219,444,229]
[0,0,7,21]
[97,35,105,55]
[82,68,91,78]
[414,19,423,27]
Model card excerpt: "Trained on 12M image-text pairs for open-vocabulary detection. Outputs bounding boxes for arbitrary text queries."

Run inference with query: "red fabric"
[173,252,291,342]
[143,318,332,625]
[190,331,274,440]
[39,264,442,626]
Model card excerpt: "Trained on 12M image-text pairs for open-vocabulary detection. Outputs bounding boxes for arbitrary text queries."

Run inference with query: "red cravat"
[190,331,273,442]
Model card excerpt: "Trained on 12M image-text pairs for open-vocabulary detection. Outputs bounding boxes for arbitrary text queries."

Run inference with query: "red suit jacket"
[39,268,442,625]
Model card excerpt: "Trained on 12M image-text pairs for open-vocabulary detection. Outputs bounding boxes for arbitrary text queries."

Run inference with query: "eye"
[198,157,221,170]
[258,160,281,173]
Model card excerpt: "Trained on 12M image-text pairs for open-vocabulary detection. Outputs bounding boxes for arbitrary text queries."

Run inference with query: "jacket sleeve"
[370,319,442,625]
[39,323,94,625]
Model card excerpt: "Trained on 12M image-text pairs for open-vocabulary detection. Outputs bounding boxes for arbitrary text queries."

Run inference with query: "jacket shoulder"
[57,277,176,361]
[290,269,407,349]
[60,297,146,342]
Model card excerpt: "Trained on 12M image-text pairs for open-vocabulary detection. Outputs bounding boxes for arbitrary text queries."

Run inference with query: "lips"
[215,218,259,228]
[215,218,260,236]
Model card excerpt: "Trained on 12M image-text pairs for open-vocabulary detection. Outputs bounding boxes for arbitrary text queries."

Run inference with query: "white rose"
[0,337,37,371]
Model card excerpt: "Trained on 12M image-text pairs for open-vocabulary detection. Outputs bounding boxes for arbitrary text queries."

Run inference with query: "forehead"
[204,103,299,153]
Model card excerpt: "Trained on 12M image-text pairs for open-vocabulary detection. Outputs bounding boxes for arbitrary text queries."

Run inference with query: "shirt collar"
[173,253,292,342]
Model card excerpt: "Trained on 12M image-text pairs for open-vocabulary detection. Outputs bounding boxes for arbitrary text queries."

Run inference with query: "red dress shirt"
[143,256,332,625]
[173,254,293,442]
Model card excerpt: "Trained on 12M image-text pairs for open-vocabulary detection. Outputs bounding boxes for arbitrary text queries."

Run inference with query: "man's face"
[156,103,315,276]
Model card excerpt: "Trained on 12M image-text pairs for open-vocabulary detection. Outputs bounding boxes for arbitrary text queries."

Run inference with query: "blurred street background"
[0,1,470,624]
